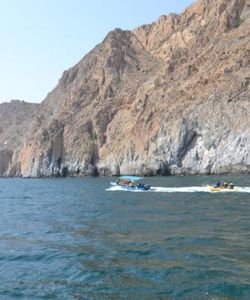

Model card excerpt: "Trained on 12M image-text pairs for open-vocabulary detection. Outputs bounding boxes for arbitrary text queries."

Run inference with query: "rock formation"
[0,100,39,176]
[1,0,250,177]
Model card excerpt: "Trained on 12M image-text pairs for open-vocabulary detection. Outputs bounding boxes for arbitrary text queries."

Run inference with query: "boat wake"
[106,186,250,193]
[151,186,209,193]
[106,186,146,192]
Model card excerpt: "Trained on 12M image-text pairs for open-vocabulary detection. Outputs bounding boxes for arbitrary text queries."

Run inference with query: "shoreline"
[0,173,249,179]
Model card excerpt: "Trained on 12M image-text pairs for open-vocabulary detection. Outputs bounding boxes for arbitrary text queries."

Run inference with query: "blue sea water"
[0,175,250,299]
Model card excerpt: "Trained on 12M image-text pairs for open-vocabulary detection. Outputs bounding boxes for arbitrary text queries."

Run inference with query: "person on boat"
[229,183,234,189]
[214,181,221,188]
[223,181,228,188]
[137,182,143,188]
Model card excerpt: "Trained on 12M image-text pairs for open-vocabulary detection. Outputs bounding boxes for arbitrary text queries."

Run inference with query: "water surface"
[0,176,250,299]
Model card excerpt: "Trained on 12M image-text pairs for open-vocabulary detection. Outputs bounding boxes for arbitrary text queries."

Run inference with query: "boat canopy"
[119,176,143,181]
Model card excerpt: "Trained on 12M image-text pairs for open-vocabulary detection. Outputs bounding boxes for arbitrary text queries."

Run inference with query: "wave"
[236,187,250,193]
[106,186,250,193]
[150,186,209,193]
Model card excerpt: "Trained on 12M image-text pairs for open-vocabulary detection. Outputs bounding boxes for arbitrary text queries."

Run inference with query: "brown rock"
[1,0,250,176]
[0,100,38,176]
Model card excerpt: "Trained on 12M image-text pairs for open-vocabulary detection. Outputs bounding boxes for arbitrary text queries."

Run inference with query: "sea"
[0,175,250,300]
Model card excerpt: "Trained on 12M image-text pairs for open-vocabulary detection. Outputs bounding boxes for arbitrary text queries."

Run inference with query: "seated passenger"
[214,181,221,188]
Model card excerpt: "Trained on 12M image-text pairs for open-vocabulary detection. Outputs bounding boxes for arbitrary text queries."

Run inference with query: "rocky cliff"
[0,100,39,176]
[1,0,250,177]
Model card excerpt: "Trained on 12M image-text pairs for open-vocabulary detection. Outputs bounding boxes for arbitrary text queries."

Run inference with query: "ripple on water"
[0,176,250,299]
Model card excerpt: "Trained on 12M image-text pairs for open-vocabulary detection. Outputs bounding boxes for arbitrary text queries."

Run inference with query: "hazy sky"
[0,0,194,103]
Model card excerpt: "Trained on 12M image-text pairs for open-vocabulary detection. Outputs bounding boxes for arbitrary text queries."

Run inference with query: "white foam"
[106,186,146,192]
[106,186,123,191]
[235,187,250,193]
[106,186,250,193]
[150,186,208,193]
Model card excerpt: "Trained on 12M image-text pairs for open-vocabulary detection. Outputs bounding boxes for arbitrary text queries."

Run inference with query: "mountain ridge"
[0,0,249,177]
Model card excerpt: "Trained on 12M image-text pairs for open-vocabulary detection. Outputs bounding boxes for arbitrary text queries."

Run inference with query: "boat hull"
[207,185,236,192]
[110,182,150,191]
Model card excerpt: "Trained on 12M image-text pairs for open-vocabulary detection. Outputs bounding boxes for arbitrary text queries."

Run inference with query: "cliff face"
[0,100,39,176]
[2,0,250,177]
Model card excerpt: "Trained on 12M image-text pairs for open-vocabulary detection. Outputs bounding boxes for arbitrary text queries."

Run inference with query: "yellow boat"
[207,185,236,192]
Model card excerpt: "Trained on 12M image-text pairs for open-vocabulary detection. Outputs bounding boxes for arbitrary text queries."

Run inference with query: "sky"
[0,0,194,103]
